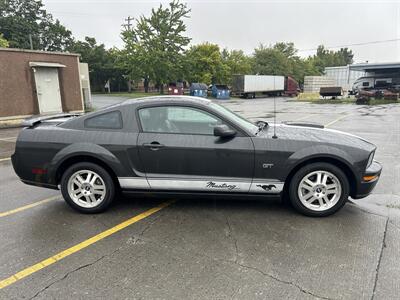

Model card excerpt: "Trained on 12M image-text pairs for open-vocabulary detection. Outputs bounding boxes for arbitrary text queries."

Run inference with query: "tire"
[288,162,349,217]
[61,162,115,213]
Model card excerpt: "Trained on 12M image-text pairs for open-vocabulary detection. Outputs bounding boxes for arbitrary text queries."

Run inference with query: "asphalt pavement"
[0,95,399,299]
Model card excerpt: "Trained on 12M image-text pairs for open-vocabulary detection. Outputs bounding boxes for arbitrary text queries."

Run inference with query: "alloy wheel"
[297,170,342,212]
[67,170,106,208]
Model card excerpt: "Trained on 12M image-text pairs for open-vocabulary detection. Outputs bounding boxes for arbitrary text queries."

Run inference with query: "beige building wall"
[0,48,84,118]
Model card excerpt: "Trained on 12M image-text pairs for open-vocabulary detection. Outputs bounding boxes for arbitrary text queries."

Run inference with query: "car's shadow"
[22,193,384,256]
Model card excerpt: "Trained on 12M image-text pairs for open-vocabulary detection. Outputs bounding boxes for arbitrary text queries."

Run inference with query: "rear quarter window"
[84,111,123,129]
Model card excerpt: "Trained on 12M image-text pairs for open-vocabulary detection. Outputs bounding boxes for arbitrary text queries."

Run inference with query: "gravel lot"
[0,95,399,299]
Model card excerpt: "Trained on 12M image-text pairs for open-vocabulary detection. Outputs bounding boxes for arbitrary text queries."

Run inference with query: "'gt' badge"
[262,163,274,169]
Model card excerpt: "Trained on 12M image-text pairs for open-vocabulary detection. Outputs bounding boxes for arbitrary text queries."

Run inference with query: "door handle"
[143,142,165,150]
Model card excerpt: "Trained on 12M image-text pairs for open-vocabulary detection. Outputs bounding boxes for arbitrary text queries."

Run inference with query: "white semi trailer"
[231,75,298,98]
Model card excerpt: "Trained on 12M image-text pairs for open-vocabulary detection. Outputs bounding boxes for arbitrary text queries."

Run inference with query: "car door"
[136,105,254,193]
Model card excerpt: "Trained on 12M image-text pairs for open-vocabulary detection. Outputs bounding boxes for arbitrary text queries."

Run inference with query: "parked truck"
[231,75,299,98]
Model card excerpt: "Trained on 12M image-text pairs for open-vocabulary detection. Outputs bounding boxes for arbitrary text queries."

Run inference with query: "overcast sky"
[43,0,400,63]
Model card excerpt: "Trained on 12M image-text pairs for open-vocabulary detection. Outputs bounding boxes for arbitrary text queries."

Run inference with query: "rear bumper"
[21,179,59,190]
[12,152,58,190]
[352,161,382,199]
[11,153,18,175]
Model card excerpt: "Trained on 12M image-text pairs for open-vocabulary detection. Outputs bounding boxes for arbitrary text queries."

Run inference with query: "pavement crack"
[138,214,163,238]
[371,217,389,300]
[348,203,387,218]
[135,235,335,300]
[29,255,106,300]
[233,261,334,300]
[225,215,239,263]
[29,247,122,300]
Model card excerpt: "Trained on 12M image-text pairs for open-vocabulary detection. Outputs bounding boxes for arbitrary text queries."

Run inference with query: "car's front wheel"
[61,162,115,213]
[289,162,349,217]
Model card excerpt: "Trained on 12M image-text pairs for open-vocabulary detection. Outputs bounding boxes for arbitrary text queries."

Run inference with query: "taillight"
[32,168,47,174]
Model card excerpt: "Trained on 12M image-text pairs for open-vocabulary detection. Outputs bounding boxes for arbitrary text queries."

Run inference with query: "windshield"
[209,102,259,134]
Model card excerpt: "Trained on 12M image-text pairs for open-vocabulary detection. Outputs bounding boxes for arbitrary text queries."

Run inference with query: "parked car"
[356,89,399,104]
[12,96,381,217]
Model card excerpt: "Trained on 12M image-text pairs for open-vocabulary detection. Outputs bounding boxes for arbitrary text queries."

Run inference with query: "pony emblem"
[256,184,276,191]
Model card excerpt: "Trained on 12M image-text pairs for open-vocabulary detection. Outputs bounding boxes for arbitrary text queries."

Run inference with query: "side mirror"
[214,124,236,138]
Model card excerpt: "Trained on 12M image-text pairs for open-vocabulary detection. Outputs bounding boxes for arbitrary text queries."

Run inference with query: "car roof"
[121,95,212,107]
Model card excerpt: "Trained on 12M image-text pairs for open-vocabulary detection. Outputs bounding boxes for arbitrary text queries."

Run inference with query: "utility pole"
[122,16,134,30]
[29,34,33,50]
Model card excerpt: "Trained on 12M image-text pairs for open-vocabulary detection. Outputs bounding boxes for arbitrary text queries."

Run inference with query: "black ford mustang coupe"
[12,96,382,217]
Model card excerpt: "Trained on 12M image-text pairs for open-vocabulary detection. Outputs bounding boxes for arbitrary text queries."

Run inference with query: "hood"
[262,122,376,152]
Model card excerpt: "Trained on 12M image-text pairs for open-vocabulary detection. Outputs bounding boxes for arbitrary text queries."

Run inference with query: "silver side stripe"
[118,177,283,193]
[119,177,150,189]
[150,179,250,192]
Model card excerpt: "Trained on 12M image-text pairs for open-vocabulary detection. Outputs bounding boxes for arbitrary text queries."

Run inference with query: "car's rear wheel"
[61,162,115,213]
[289,162,349,217]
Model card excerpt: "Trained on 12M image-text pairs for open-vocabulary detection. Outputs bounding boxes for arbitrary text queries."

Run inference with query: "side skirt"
[118,177,284,194]
[121,190,282,201]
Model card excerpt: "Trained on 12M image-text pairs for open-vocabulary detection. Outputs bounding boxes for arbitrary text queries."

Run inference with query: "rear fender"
[47,143,123,184]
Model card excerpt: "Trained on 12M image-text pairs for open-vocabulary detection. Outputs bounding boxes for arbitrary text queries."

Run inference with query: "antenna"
[272,76,278,139]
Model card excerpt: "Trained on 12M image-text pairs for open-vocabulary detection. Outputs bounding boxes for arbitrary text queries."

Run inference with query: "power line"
[51,11,124,17]
[298,38,400,52]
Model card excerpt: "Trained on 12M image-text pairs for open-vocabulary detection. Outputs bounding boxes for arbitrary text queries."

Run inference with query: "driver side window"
[138,106,224,135]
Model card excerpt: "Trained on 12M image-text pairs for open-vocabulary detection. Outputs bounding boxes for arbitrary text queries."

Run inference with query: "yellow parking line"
[325,114,351,127]
[0,196,60,218]
[0,157,11,162]
[0,200,174,290]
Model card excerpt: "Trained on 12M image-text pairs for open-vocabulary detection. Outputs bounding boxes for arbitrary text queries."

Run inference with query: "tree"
[0,33,8,47]
[0,0,73,51]
[252,44,291,76]
[251,42,321,84]
[68,37,120,92]
[273,42,297,58]
[183,43,225,85]
[120,21,152,92]
[121,0,191,93]
[221,48,252,82]
[272,42,319,83]
[310,45,354,73]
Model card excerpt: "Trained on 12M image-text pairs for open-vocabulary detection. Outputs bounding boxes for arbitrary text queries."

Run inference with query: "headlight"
[367,151,375,168]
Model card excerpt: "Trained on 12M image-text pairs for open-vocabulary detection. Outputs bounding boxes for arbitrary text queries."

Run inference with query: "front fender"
[284,145,358,178]
[47,143,123,184]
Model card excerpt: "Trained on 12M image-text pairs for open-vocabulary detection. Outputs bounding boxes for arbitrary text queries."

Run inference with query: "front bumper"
[352,160,382,199]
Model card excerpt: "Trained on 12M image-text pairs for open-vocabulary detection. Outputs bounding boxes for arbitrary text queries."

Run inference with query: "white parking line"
[325,114,352,127]
[0,157,11,162]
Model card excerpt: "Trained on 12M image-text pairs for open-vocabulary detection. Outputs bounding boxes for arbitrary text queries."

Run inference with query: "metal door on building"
[33,67,62,114]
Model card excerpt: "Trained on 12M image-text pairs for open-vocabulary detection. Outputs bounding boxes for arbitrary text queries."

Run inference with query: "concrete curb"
[0,119,23,129]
